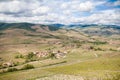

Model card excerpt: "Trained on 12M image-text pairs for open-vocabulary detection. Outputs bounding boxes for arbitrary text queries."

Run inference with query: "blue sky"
[0,0,120,25]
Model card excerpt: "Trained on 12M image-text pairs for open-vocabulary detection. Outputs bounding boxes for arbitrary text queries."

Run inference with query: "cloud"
[69,9,120,25]
[0,0,119,25]
[71,1,94,12]
[61,1,94,12]
[0,0,26,13]
[0,0,42,14]
[32,6,50,15]
[114,0,120,6]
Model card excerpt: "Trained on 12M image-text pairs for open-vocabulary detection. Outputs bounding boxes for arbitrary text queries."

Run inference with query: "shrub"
[25,59,37,63]
[0,64,3,69]
[89,46,94,49]
[109,48,117,51]
[7,68,18,72]
[94,47,103,51]
[92,41,107,45]
[15,55,19,58]
[15,54,24,59]
[21,64,34,70]
[48,53,56,59]
[26,52,35,59]
[25,52,38,62]
[13,62,20,66]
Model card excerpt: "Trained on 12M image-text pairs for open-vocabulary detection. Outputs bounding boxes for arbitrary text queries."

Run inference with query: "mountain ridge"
[0,22,120,37]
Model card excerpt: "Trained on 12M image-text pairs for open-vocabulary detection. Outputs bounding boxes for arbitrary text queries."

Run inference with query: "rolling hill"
[0,23,120,80]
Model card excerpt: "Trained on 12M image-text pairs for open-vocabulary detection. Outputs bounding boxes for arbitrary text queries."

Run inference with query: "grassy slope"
[0,69,53,80]
[0,25,120,80]
[0,52,120,80]
[0,56,119,80]
[45,56,120,73]
[44,56,120,79]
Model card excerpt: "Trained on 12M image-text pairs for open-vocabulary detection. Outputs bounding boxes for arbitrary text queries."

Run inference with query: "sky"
[0,0,120,25]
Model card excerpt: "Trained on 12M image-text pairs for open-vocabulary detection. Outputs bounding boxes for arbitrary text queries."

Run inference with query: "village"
[1,50,68,69]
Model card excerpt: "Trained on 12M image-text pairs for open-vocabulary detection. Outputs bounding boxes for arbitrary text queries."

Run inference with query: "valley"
[0,23,120,80]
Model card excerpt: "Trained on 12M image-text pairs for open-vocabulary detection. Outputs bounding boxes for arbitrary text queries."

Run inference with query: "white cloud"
[32,6,50,15]
[61,1,95,12]
[69,9,120,25]
[0,0,26,13]
[0,0,119,25]
[72,1,94,12]
[114,0,120,6]
[0,0,41,13]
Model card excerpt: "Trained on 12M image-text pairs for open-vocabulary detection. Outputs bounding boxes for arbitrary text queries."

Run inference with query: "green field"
[0,51,120,80]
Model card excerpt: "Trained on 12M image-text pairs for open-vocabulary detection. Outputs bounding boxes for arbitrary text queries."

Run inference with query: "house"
[82,45,93,50]
[2,62,13,67]
[54,50,67,59]
[32,50,67,59]
[33,51,48,58]
[117,47,120,51]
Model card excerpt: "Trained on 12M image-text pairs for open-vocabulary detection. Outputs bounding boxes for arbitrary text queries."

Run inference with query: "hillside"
[0,23,120,80]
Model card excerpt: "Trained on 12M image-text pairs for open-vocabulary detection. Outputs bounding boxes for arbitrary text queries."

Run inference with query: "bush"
[25,59,37,63]
[7,68,18,72]
[0,64,3,69]
[109,48,117,51]
[15,55,19,58]
[48,53,56,59]
[94,47,103,51]
[13,62,20,66]
[26,52,35,59]
[24,52,38,62]
[21,64,34,70]
[15,54,24,59]
[92,41,107,45]
[89,46,94,49]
